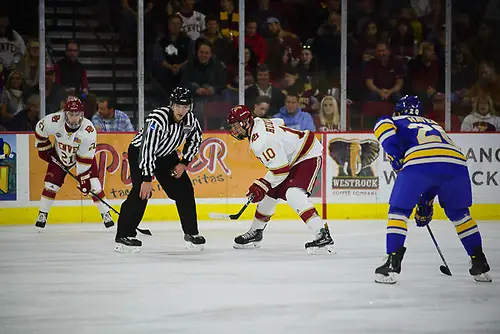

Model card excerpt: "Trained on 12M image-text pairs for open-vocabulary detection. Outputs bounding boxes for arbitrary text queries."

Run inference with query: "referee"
[115,87,204,252]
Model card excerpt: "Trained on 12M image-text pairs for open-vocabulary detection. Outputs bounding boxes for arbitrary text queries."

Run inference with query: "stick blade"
[137,227,152,236]
[208,212,231,220]
[440,265,452,276]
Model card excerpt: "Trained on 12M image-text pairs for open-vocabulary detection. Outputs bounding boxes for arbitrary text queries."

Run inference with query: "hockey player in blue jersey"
[373,95,491,284]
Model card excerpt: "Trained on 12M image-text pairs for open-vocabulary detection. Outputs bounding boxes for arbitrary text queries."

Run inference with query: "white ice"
[0,220,499,334]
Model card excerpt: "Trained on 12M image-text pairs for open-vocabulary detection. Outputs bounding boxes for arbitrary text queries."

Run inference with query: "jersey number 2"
[408,123,456,146]
[60,151,75,165]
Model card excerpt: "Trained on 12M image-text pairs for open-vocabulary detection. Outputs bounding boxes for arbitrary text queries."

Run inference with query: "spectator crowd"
[1,0,500,133]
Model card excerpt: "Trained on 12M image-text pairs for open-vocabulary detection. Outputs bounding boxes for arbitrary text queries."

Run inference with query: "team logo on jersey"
[56,132,62,138]
[329,138,380,190]
[472,121,496,132]
[165,44,179,56]
[182,125,193,135]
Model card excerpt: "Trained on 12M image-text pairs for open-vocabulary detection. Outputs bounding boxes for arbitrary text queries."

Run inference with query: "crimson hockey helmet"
[227,105,253,140]
[64,96,84,130]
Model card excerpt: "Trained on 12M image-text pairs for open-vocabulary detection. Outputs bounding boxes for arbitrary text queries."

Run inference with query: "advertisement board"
[325,133,500,205]
[0,134,17,201]
[0,132,497,225]
[451,134,500,204]
[28,133,271,201]
[325,133,389,203]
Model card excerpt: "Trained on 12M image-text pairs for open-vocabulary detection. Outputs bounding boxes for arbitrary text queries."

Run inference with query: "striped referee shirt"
[131,107,202,182]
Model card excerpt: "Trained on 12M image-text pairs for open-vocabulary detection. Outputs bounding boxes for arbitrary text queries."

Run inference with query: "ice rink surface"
[0,219,499,334]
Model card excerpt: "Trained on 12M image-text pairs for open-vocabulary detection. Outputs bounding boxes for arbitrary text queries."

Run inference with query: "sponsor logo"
[0,136,17,200]
[329,138,380,190]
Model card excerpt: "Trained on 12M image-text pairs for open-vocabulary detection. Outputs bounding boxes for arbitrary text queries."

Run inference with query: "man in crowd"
[92,97,134,132]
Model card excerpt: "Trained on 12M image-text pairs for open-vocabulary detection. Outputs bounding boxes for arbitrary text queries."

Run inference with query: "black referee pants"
[116,144,199,238]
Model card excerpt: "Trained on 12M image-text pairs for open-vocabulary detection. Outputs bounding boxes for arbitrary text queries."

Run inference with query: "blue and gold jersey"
[374,115,467,169]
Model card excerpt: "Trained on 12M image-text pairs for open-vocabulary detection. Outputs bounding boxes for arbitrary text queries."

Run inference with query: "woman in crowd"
[317,95,340,132]
[0,70,26,128]
[18,38,51,87]
[461,95,500,132]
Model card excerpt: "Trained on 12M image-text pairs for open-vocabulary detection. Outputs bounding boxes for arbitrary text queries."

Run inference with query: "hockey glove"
[77,170,92,195]
[415,196,434,227]
[37,140,53,162]
[246,178,271,203]
[387,154,403,173]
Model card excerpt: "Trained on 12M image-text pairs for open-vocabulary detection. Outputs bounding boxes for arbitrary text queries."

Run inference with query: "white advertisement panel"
[325,133,500,205]
[451,134,500,204]
[324,133,389,203]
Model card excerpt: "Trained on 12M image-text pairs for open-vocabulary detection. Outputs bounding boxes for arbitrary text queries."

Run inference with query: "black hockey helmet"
[170,87,193,106]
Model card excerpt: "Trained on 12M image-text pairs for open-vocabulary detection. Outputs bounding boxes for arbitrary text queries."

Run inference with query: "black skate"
[374,246,406,284]
[469,246,492,283]
[234,228,264,249]
[305,223,334,254]
[101,212,115,229]
[35,212,48,230]
[184,234,206,250]
[114,237,142,253]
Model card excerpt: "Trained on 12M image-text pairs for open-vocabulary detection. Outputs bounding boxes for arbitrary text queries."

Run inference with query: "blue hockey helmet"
[394,95,422,116]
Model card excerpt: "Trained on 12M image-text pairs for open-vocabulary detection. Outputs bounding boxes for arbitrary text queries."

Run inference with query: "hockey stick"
[50,157,152,236]
[208,195,254,220]
[426,225,452,276]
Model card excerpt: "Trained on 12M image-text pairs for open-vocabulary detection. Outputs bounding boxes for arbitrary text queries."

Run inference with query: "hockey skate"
[374,246,406,284]
[234,228,264,249]
[305,223,334,254]
[469,246,492,283]
[101,212,115,229]
[35,212,48,231]
[184,234,206,250]
[114,237,142,253]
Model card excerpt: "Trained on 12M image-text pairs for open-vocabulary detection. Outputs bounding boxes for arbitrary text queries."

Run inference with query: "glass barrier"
[450,0,500,132]
[1,1,39,131]
[3,0,498,134]
[346,0,446,131]
[41,0,135,131]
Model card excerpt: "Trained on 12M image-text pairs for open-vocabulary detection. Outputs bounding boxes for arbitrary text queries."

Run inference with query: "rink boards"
[0,132,499,225]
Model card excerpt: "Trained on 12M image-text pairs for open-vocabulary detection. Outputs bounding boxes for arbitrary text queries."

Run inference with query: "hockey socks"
[40,182,60,213]
[386,210,411,254]
[452,217,481,256]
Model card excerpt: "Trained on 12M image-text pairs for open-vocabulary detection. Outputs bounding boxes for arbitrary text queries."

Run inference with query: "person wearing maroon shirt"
[365,42,404,103]
[408,42,441,103]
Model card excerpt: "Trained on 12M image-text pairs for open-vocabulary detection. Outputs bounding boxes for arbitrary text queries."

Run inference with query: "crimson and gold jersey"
[35,111,97,175]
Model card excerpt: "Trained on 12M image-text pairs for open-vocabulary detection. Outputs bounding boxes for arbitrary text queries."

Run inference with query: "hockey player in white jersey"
[34,97,114,229]
[227,105,334,253]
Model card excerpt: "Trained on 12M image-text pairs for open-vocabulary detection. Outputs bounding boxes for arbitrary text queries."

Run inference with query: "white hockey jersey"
[177,11,206,41]
[34,111,97,175]
[249,118,323,188]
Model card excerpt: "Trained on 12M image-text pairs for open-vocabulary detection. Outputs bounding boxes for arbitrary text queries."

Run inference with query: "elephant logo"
[329,138,380,189]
